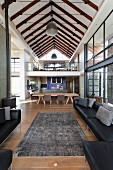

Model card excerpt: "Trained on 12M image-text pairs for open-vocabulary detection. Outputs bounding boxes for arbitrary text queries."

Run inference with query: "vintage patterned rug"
[15,112,87,156]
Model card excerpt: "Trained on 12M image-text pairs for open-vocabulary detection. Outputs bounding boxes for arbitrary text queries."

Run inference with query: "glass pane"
[88,58,93,67]
[52,77,56,83]
[88,37,93,61]
[105,12,113,48]
[105,44,113,59]
[94,68,104,97]
[94,52,103,64]
[105,64,113,104]
[57,77,62,83]
[94,25,103,56]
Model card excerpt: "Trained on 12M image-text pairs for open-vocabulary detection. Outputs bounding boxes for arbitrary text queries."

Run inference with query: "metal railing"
[26,62,84,71]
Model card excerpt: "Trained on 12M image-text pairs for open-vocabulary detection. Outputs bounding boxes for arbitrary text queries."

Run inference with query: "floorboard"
[0,99,96,169]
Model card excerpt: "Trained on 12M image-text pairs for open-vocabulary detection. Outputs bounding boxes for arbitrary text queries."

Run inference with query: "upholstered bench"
[84,141,113,170]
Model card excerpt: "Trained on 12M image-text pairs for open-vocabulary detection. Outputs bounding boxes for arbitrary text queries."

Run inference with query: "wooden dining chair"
[56,95,65,104]
[43,95,52,105]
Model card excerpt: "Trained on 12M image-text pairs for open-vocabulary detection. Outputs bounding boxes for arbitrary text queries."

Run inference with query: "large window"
[51,77,62,84]
[86,11,113,67]
[11,58,20,72]
[85,11,113,104]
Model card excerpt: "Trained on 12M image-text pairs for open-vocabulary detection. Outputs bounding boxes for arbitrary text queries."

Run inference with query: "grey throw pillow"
[4,106,11,120]
[88,98,96,108]
[78,98,88,107]
[96,106,113,126]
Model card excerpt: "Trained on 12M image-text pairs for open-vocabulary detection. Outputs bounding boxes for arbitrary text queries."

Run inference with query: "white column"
[20,49,31,100]
[72,78,74,93]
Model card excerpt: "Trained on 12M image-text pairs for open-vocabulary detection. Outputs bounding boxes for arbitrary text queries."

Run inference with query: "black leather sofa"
[0,108,21,145]
[73,100,113,141]
[0,149,13,170]
[73,98,113,170]
[84,141,113,170]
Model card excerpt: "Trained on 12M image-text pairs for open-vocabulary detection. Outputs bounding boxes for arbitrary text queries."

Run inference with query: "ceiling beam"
[55,41,73,55]
[36,43,54,55]
[32,36,52,50]
[62,0,92,21]
[53,18,81,41]
[55,37,74,54]
[16,2,51,29]
[2,0,13,9]
[24,19,51,40]
[38,47,54,59]
[55,46,70,58]
[56,35,75,50]
[52,10,84,36]
[34,39,53,52]
[52,1,87,29]
[82,0,98,10]
[58,32,77,48]
[35,40,53,53]
[55,42,72,56]
[55,38,74,53]
[27,30,45,45]
[10,0,40,21]
[57,26,79,45]
[21,11,51,35]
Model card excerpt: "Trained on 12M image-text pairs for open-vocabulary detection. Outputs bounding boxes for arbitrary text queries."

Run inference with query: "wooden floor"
[0,99,97,170]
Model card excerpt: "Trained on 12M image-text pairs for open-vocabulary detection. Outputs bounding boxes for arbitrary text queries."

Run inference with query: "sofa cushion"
[78,98,89,107]
[75,105,96,119]
[88,98,96,108]
[0,109,6,124]
[96,106,113,126]
[84,141,113,170]
[4,106,11,120]
[87,118,113,141]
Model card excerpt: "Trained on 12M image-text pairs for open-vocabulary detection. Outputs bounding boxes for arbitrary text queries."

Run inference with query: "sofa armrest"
[10,109,21,120]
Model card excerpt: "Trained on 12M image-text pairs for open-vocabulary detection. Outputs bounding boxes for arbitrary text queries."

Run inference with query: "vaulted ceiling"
[0,0,104,59]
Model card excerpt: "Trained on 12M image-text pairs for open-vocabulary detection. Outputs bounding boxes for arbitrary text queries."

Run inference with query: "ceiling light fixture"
[46,0,58,36]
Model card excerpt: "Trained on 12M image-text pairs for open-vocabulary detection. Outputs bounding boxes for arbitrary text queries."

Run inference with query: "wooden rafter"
[56,35,75,50]
[24,19,51,40]
[52,1,87,29]
[34,39,53,53]
[82,0,98,10]
[57,26,79,45]
[35,40,53,53]
[37,46,53,58]
[55,37,74,54]
[53,19,80,42]
[21,12,51,35]
[38,47,54,59]
[55,42,72,56]
[32,36,52,50]
[58,32,77,48]
[55,41,73,55]
[36,43,54,55]
[55,46,70,58]
[2,0,13,9]
[16,2,51,29]
[52,11,84,36]
[62,0,92,21]
[10,0,40,21]
[28,30,45,45]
